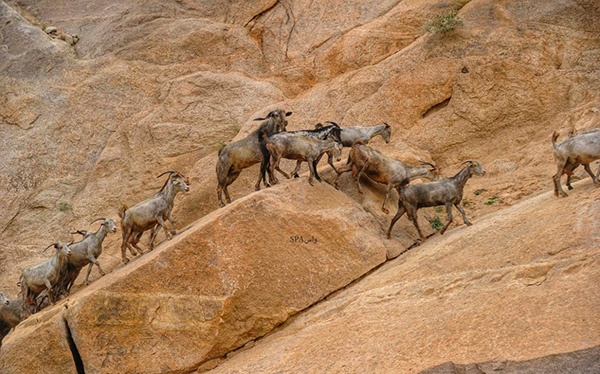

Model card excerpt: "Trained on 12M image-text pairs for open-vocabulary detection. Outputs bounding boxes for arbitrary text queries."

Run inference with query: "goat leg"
[381,184,393,214]
[307,157,316,186]
[454,202,472,226]
[326,152,339,174]
[387,205,406,239]
[407,209,427,241]
[439,204,454,235]
[553,162,568,197]
[333,164,353,189]
[583,163,599,184]
[290,160,302,178]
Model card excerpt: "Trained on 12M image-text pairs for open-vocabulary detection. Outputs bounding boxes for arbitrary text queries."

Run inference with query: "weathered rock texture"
[203,183,600,373]
[0,182,389,372]
[0,0,599,372]
[420,345,600,374]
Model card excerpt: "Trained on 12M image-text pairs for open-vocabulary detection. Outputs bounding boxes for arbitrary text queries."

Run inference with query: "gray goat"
[119,171,189,264]
[216,109,292,206]
[337,123,392,147]
[334,141,439,213]
[387,161,485,240]
[1,296,31,349]
[58,218,117,294]
[19,242,72,310]
[553,129,600,196]
[263,131,343,186]
[279,122,342,180]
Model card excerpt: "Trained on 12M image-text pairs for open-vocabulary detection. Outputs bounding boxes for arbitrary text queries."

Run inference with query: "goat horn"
[42,243,56,253]
[419,161,436,169]
[156,170,175,179]
[325,121,340,127]
[253,117,266,121]
[90,218,106,225]
[461,160,475,166]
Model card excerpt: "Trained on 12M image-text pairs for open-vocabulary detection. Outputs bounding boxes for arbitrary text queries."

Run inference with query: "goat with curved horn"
[119,171,190,263]
[216,109,292,206]
[156,170,176,179]
[55,218,118,295]
[20,242,72,311]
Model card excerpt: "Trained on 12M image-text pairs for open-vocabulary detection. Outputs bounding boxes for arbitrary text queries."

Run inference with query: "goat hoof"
[293,174,299,179]
[382,208,389,214]
[568,186,574,190]
[122,258,129,264]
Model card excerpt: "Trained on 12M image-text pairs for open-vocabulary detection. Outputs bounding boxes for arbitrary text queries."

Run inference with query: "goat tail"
[551,131,560,149]
[118,205,128,219]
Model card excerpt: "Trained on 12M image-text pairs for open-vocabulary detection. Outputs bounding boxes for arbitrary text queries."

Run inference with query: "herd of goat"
[1,108,599,348]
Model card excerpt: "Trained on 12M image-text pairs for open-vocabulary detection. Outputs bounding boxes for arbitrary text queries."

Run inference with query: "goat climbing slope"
[1,181,599,373]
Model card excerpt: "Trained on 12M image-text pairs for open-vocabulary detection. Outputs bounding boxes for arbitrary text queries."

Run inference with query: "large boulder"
[203,183,600,373]
[0,181,389,373]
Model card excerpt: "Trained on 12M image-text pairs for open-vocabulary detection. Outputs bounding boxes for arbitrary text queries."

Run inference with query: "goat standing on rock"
[119,171,189,264]
[19,242,72,311]
[216,109,292,206]
[387,161,485,241]
[58,218,117,294]
[262,130,343,186]
[551,129,600,197]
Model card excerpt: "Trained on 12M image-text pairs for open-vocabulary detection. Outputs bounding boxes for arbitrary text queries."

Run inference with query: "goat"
[216,109,292,206]
[119,171,189,264]
[57,218,117,295]
[552,129,600,197]
[19,242,72,311]
[263,131,343,186]
[275,121,342,180]
[335,123,392,147]
[387,161,485,240]
[0,297,31,349]
[562,128,600,191]
[333,141,439,213]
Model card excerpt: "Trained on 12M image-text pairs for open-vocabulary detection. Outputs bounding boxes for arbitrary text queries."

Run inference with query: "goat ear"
[286,111,292,117]
[253,117,266,121]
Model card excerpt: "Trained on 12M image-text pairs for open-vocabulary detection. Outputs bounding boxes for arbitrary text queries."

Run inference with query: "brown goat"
[216,109,291,206]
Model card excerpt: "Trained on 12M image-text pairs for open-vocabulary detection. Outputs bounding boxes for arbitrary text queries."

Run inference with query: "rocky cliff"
[0,0,599,372]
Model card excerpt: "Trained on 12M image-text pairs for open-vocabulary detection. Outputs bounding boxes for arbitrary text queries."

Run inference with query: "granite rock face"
[0,0,599,372]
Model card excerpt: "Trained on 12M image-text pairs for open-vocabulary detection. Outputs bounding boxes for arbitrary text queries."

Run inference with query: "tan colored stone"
[0,181,388,372]
[204,184,600,374]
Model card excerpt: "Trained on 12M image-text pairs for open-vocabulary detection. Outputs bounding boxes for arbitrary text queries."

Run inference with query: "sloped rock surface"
[0,181,388,373]
[420,345,600,374]
[204,184,600,373]
[0,0,599,372]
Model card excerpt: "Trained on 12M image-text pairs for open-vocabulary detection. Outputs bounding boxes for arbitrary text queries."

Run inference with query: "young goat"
[216,109,292,206]
[0,296,31,349]
[387,161,485,240]
[19,242,72,311]
[263,131,343,186]
[58,218,117,294]
[119,171,189,264]
[334,141,439,213]
[554,128,600,194]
